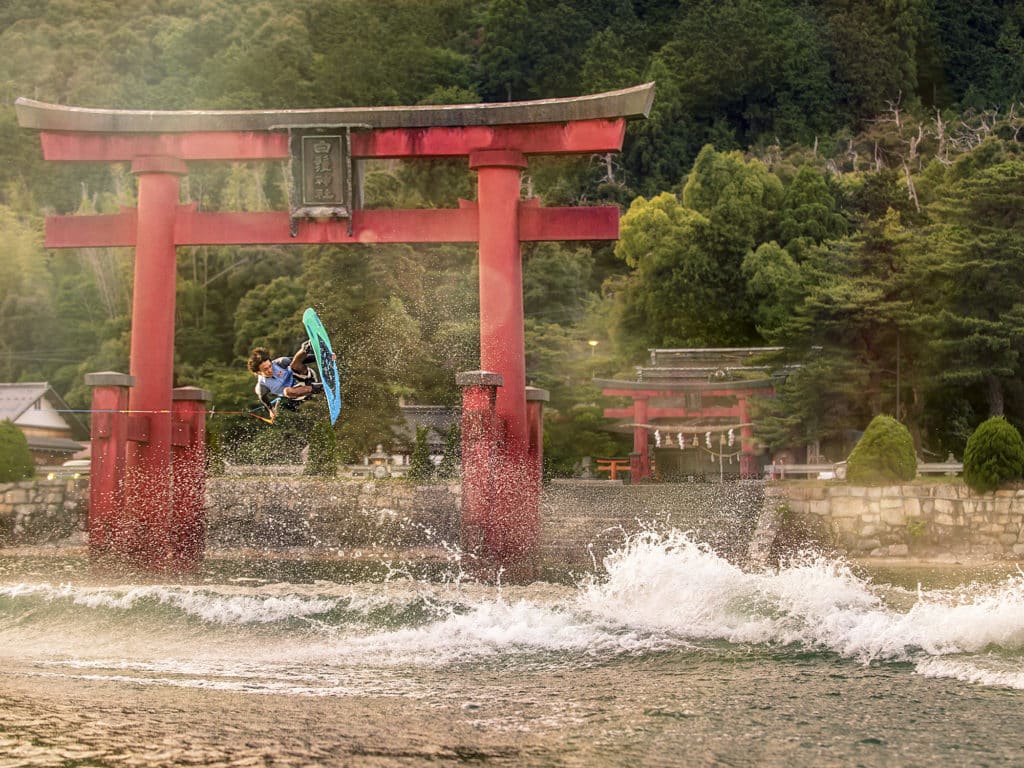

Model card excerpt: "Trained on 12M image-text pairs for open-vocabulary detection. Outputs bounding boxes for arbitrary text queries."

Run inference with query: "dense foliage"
[845,415,918,485]
[1,1,1023,468]
[0,420,34,482]
[963,417,1024,493]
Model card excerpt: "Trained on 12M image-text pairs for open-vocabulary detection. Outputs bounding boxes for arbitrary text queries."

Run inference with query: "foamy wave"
[916,657,1024,690]
[310,596,662,666]
[0,583,337,624]
[577,530,1024,664]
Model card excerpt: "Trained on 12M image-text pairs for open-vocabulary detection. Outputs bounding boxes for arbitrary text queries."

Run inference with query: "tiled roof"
[0,382,49,422]
[25,435,84,453]
[0,382,89,440]
[393,405,460,450]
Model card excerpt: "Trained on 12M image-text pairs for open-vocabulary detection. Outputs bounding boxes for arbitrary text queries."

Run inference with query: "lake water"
[1,530,1023,767]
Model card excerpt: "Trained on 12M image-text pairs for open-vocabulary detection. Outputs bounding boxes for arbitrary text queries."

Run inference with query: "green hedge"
[846,415,917,484]
[963,416,1024,493]
[0,420,34,482]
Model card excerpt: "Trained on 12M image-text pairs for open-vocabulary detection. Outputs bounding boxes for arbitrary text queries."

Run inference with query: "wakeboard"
[302,307,342,424]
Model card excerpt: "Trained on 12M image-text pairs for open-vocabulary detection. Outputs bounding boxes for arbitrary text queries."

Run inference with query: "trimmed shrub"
[845,415,917,484]
[304,419,338,477]
[963,416,1024,493]
[407,425,434,482]
[0,420,34,482]
[436,422,461,479]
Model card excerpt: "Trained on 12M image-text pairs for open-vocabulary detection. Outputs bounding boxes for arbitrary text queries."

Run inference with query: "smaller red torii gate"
[597,378,772,481]
[18,84,654,577]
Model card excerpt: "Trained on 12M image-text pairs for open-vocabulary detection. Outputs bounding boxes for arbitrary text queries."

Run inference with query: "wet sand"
[0,667,530,767]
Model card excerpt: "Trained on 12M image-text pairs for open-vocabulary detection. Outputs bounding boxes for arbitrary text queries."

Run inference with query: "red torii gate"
[17,83,654,577]
[597,379,771,481]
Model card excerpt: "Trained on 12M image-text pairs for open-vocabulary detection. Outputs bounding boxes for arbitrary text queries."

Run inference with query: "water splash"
[2,529,1023,692]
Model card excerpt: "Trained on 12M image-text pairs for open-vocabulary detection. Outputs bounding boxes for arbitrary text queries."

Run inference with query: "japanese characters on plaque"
[301,134,345,206]
[287,128,354,236]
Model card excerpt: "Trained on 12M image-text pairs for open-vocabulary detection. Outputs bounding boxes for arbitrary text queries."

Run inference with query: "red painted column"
[457,371,503,575]
[124,156,187,569]
[171,386,211,572]
[525,386,549,481]
[630,397,651,483]
[470,149,528,461]
[469,149,538,579]
[84,371,134,560]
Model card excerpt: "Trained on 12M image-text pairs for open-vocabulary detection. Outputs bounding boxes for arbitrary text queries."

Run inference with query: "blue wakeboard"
[302,307,342,424]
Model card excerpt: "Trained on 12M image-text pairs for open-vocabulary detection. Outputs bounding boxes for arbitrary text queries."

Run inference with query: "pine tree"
[407,424,433,482]
[436,421,461,479]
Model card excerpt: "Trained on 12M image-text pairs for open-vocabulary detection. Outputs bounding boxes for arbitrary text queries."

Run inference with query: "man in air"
[246,340,322,418]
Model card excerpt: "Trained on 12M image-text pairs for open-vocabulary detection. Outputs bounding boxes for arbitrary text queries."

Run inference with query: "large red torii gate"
[17,83,654,577]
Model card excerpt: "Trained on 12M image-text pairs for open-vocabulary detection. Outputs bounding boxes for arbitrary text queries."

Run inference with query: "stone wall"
[0,477,88,545]
[779,481,1024,561]
[203,477,765,568]
[540,480,763,567]
[8,473,1024,566]
[204,476,461,550]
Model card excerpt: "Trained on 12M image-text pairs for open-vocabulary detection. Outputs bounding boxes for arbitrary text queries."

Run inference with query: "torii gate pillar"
[123,157,186,567]
[472,149,529,462]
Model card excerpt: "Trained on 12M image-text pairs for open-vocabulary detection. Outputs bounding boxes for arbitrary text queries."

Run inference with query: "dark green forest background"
[1,0,1023,471]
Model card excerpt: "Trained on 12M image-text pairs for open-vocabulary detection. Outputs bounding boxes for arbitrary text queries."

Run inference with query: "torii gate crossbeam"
[17,83,654,578]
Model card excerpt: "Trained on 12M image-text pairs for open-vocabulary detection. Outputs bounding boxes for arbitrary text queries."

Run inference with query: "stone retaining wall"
[779,481,1024,561]
[204,476,461,550]
[204,477,764,568]
[541,480,763,567]
[0,477,88,545]
[7,474,1024,566]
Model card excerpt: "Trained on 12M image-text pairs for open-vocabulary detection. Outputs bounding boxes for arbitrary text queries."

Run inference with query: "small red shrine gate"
[17,84,654,576]
[596,347,778,482]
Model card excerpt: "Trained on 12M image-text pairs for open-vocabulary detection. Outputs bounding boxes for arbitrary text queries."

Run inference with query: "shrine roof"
[646,347,783,368]
[594,377,776,393]
[16,83,654,134]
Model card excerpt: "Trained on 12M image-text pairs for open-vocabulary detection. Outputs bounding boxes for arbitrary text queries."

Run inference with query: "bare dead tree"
[933,109,951,165]
[903,162,920,212]
[885,90,903,132]
[1008,103,1023,142]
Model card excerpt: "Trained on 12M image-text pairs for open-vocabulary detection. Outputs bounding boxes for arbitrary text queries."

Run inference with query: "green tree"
[613,146,782,356]
[436,421,461,479]
[205,418,226,477]
[963,416,1024,493]
[0,420,33,482]
[846,414,917,484]
[407,424,433,482]
[916,152,1024,419]
[767,209,928,446]
[822,0,930,122]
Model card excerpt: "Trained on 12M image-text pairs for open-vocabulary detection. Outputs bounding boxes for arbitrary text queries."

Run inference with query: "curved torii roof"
[16,83,655,134]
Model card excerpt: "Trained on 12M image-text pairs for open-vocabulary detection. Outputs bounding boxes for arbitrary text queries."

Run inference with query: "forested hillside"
[1,0,1022,468]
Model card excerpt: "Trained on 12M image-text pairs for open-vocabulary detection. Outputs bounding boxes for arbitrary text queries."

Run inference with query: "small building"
[393,404,460,465]
[0,382,88,465]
